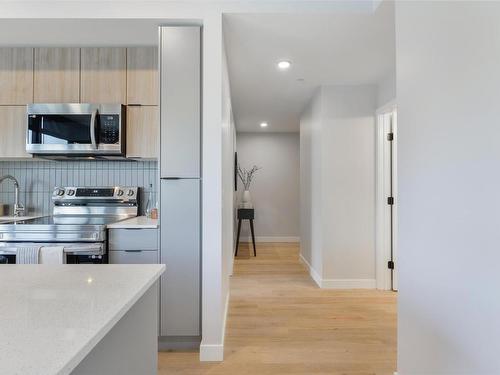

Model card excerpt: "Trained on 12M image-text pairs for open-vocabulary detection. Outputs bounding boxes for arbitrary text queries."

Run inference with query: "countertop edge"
[57,264,166,375]
[107,216,159,229]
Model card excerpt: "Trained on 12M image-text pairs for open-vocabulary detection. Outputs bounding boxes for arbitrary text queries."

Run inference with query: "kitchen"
[0,23,202,374]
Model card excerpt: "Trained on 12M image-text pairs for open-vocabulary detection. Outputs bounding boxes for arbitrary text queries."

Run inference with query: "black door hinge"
[387,132,394,141]
[387,196,394,205]
[388,260,394,270]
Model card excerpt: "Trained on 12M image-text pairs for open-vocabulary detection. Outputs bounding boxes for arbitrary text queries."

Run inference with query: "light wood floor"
[159,243,397,375]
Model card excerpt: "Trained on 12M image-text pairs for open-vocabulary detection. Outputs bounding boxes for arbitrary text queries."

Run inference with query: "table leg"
[250,219,256,256]
[235,219,242,256]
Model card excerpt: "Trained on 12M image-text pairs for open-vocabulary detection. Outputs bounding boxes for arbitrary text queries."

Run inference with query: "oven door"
[0,242,106,264]
[26,103,125,156]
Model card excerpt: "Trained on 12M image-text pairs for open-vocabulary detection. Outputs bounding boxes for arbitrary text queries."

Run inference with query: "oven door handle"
[66,243,103,253]
[90,109,98,150]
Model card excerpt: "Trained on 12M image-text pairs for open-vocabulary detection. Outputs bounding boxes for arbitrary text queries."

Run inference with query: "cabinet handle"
[124,250,143,253]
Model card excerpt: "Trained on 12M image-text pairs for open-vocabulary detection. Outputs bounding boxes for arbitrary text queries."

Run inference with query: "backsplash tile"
[0,160,157,216]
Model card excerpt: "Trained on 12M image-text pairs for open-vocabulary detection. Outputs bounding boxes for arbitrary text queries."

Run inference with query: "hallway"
[159,243,397,374]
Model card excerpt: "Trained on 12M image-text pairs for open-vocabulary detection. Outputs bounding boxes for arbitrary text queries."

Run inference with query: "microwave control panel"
[100,115,120,144]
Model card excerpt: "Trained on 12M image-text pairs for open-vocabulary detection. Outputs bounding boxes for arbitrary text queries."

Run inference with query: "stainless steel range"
[0,186,138,263]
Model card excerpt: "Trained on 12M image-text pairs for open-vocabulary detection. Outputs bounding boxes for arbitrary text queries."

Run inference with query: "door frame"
[375,100,397,291]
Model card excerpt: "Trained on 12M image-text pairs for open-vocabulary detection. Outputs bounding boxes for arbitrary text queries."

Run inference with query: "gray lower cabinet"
[108,228,159,265]
[109,229,158,251]
[109,250,158,264]
[160,179,200,337]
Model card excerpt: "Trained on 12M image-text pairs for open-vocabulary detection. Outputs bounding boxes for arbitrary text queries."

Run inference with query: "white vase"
[241,190,253,208]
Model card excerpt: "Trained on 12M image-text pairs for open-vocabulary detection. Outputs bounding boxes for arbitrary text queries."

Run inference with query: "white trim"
[321,278,376,289]
[222,291,230,341]
[199,292,230,362]
[376,99,396,115]
[240,236,300,243]
[375,106,398,291]
[392,112,398,291]
[299,254,322,287]
[199,344,224,362]
[375,110,391,290]
[299,255,374,289]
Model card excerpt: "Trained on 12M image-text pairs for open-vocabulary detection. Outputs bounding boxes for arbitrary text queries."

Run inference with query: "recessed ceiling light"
[277,60,291,70]
[260,122,268,128]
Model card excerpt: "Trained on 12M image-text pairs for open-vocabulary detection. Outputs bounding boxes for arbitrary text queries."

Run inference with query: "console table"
[235,208,256,257]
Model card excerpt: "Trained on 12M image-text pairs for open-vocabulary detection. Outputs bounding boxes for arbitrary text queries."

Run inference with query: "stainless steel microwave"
[26,103,126,158]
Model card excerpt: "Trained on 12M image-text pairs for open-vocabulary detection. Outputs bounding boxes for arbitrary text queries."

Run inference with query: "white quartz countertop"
[0,264,165,375]
[107,216,159,229]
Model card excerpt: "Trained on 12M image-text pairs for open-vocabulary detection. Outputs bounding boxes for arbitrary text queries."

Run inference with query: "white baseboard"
[222,291,229,344]
[299,254,322,287]
[240,236,300,243]
[299,254,376,289]
[321,278,376,289]
[199,292,230,362]
[199,344,223,361]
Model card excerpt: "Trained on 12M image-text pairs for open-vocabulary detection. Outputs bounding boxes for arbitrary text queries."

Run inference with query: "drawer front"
[109,250,158,264]
[108,229,158,250]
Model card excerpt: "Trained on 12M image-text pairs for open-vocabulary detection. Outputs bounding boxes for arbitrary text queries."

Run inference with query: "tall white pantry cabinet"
[159,26,201,342]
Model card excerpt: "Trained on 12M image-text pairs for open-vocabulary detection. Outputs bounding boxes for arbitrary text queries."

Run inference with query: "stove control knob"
[55,188,65,196]
[67,189,75,196]
[117,189,124,196]
[127,189,135,196]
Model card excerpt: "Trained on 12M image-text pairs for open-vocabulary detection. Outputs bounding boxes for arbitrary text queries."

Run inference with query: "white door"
[376,107,398,291]
[389,111,398,291]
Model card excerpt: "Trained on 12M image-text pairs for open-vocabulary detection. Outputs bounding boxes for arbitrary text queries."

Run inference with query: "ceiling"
[224,1,395,132]
[0,19,164,46]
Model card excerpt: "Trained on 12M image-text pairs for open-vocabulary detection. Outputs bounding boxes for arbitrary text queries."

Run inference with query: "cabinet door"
[109,250,158,264]
[0,48,33,105]
[34,48,80,103]
[127,47,158,105]
[109,228,158,250]
[160,179,200,336]
[0,106,30,158]
[126,106,159,159]
[160,27,200,178]
[80,48,126,103]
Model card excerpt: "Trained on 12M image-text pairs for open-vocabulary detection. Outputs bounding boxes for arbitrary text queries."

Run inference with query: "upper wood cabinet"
[0,48,33,105]
[127,47,158,105]
[126,106,159,159]
[34,48,80,103]
[0,106,30,158]
[80,48,126,103]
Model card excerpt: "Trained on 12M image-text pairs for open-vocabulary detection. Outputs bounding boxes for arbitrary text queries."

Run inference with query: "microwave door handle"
[90,109,98,150]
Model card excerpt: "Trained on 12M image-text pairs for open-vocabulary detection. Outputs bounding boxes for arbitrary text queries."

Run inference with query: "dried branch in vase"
[237,164,261,190]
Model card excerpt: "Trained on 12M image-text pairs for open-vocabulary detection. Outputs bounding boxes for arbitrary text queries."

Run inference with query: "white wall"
[376,71,396,109]
[321,85,376,283]
[300,85,377,288]
[300,88,324,281]
[236,132,300,242]
[396,1,500,373]
[221,31,235,352]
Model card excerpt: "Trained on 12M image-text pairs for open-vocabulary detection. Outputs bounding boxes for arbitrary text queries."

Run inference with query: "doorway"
[376,103,398,291]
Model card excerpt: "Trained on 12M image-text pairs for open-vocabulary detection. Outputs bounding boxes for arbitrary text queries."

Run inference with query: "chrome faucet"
[0,175,25,217]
